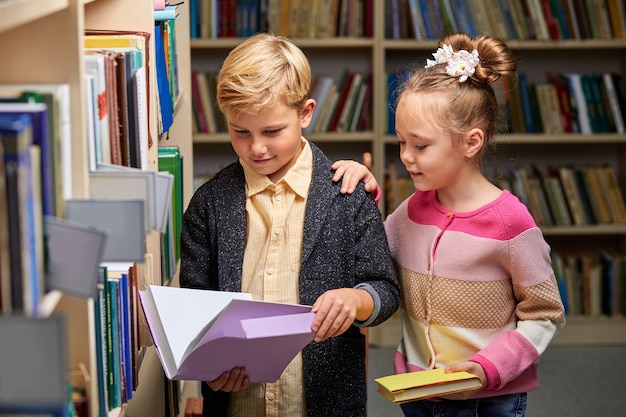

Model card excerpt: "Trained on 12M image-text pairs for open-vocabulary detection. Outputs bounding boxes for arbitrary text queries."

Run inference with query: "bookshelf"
[190,1,626,347]
[0,0,193,415]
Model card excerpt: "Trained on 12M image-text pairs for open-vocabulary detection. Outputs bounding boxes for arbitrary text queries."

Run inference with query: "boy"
[179,33,400,417]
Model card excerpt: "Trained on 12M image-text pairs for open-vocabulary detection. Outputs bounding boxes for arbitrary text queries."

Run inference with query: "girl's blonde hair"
[217,32,311,118]
[398,33,517,147]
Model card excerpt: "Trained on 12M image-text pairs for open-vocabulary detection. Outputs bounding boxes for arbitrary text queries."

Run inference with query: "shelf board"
[191,37,374,50]
[383,38,626,51]
[0,0,68,34]
[540,224,626,236]
[553,315,626,345]
[193,131,375,144]
[383,133,626,145]
[369,313,626,347]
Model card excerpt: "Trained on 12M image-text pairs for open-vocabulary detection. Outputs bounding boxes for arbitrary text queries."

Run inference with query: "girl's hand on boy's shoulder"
[331,152,379,195]
[205,367,250,392]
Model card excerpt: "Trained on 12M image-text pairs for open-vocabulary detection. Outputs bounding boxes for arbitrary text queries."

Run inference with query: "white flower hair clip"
[425,44,480,83]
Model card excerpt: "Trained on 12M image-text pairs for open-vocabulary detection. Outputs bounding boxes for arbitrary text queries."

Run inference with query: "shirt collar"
[242,138,313,198]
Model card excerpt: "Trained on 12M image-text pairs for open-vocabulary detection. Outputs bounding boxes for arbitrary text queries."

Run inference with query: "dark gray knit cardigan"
[179,143,400,417]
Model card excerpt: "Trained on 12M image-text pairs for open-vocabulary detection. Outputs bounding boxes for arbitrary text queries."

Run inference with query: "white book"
[565,73,592,134]
[602,73,625,133]
[305,76,334,134]
[84,52,111,164]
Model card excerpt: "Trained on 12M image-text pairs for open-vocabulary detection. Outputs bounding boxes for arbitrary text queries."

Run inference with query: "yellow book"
[375,368,482,404]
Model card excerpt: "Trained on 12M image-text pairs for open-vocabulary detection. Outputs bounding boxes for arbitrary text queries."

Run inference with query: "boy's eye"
[265,129,281,135]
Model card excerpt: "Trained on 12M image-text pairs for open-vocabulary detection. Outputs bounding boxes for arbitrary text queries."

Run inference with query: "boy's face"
[227,99,315,183]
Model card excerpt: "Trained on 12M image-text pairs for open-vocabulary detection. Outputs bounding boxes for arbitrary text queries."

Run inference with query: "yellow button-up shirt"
[228,139,312,417]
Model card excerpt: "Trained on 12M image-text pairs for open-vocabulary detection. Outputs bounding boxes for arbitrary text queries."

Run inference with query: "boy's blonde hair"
[217,32,311,118]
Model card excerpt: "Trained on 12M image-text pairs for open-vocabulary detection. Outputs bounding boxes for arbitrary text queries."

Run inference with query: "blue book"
[418,0,435,39]
[106,279,122,408]
[0,113,42,316]
[154,22,174,133]
[0,102,52,216]
[119,273,134,402]
[94,266,109,415]
[518,73,535,133]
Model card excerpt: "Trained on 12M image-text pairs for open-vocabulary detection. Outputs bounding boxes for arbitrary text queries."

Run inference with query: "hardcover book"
[375,368,482,404]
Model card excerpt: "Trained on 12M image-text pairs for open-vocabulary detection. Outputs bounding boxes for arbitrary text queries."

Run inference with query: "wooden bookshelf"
[0,0,193,415]
[190,1,626,347]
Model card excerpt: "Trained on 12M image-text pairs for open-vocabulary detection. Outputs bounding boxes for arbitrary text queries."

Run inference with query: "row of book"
[391,0,626,41]
[0,91,184,304]
[191,69,373,134]
[502,72,626,135]
[501,164,626,227]
[92,262,158,415]
[385,71,626,136]
[553,250,626,317]
[385,161,626,228]
[189,0,371,39]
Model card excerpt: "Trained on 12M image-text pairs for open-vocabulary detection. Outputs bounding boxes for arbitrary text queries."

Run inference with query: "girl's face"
[394,92,468,192]
[227,99,314,183]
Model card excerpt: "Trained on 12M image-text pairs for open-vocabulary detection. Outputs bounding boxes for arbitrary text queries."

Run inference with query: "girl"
[335,32,566,417]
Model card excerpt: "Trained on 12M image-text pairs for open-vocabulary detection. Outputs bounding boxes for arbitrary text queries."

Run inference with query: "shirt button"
[267,392,275,400]
[275,194,282,201]
[274,228,281,235]
[267,268,273,275]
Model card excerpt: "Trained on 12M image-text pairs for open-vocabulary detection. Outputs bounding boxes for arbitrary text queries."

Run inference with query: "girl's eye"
[234,129,248,135]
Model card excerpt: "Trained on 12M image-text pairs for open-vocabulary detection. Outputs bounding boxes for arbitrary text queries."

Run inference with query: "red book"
[328,72,356,132]
[190,71,208,133]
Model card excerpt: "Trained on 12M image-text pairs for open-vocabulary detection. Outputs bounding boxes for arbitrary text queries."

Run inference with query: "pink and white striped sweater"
[384,189,566,397]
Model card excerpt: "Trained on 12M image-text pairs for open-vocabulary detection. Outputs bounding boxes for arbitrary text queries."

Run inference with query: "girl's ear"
[300,98,316,129]
[464,128,485,159]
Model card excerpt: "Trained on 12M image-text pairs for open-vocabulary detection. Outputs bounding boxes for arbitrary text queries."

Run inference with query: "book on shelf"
[0,101,52,211]
[85,29,153,155]
[0,83,70,217]
[154,3,180,21]
[554,248,626,317]
[596,164,626,224]
[139,285,316,382]
[158,146,184,278]
[195,71,219,134]
[155,22,174,134]
[375,368,482,404]
[602,73,626,134]
[388,0,626,40]
[84,52,112,166]
[0,113,44,316]
[305,75,335,134]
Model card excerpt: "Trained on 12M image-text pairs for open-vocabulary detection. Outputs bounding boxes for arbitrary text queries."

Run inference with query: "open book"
[375,368,482,404]
[139,285,315,382]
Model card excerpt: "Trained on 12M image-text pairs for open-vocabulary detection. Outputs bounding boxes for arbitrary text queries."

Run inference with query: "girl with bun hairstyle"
[335,33,566,416]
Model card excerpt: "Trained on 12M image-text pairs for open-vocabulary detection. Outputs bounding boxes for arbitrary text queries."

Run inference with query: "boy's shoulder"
[193,160,244,197]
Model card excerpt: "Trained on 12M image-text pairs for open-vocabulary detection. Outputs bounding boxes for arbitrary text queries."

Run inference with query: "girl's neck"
[436,175,501,212]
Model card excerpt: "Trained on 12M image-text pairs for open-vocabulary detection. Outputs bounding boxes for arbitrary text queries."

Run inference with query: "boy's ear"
[464,128,484,158]
[300,98,316,129]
